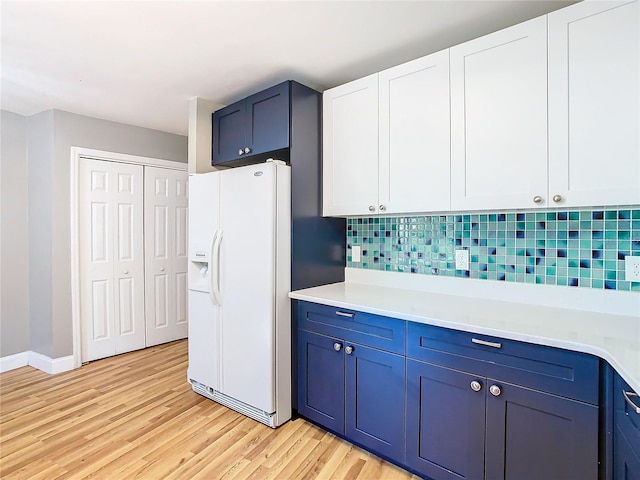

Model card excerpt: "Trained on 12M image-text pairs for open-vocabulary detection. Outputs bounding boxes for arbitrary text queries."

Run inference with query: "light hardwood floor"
[0,340,419,479]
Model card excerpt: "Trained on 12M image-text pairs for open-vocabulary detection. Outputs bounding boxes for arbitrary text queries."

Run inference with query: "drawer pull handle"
[335,311,354,318]
[623,390,640,414]
[470,381,482,392]
[471,338,502,349]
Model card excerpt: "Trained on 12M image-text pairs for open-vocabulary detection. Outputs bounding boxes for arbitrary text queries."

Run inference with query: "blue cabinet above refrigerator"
[212,80,291,167]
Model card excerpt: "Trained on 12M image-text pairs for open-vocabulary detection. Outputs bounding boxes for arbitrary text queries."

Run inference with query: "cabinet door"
[379,50,450,214]
[245,81,290,157]
[548,1,639,207]
[297,330,345,434]
[485,380,598,480]
[406,360,485,480]
[323,74,379,216]
[345,344,405,463]
[451,17,548,211]
[212,101,246,165]
[613,373,640,480]
[614,427,640,480]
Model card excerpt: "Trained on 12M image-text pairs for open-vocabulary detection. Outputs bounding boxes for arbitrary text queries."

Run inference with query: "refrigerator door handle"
[208,231,219,305]
[211,230,223,306]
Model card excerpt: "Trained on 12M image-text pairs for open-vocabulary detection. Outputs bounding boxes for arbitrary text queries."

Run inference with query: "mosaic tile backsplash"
[346,208,640,292]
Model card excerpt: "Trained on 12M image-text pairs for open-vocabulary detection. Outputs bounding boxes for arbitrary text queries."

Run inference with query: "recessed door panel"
[91,280,110,340]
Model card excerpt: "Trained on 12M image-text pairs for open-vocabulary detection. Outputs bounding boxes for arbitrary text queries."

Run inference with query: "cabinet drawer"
[407,322,599,404]
[615,372,640,459]
[298,301,406,355]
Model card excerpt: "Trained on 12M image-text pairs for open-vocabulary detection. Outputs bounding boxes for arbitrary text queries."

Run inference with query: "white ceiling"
[1,0,577,136]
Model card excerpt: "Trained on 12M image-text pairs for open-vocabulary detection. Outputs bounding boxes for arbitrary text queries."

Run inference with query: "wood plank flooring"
[0,340,419,479]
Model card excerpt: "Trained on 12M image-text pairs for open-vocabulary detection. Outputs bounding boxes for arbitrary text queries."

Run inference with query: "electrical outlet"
[351,245,361,263]
[455,249,469,271]
[625,256,640,282]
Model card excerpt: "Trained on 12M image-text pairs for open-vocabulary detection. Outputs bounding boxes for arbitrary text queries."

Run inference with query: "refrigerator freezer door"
[219,163,278,413]
[187,171,221,389]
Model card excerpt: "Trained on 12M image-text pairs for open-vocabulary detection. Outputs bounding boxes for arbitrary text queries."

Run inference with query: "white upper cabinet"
[323,51,451,217]
[323,74,379,216]
[379,50,451,214]
[548,0,639,207]
[450,17,548,211]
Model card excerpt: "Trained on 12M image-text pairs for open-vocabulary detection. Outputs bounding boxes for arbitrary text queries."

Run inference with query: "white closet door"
[79,159,145,362]
[144,166,189,347]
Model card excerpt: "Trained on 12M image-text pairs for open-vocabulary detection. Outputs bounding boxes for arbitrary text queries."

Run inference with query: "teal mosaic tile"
[346,208,640,291]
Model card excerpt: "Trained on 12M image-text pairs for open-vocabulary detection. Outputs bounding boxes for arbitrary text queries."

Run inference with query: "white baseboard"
[0,351,75,374]
[0,351,29,373]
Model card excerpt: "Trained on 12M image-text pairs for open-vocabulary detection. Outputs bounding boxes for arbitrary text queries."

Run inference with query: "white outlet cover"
[625,255,640,282]
[351,245,361,263]
[455,249,470,271]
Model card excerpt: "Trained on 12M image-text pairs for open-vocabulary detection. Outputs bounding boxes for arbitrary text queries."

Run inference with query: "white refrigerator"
[187,161,291,428]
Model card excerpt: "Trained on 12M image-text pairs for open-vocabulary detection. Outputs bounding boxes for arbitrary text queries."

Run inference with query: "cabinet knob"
[368,205,376,212]
[333,342,342,352]
[489,384,502,397]
[238,149,244,155]
[470,380,482,392]
[379,205,386,212]
[552,194,563,203]
[160,267,165,272]
[345,345,354,355]
[244,147,251,154]
[533,195,543,204]
[123,270,129,275]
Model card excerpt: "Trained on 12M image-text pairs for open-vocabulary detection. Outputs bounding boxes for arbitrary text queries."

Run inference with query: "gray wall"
[1,111,30,357]
[1,108,188,359]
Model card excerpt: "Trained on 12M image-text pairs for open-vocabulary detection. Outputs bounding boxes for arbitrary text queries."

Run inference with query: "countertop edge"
[289,284,640,394]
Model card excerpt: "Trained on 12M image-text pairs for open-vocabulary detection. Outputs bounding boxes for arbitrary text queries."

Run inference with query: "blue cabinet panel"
[615,425,640,480]
[485,380,598,480]
[346,344,405,463]
[297,330,344,434]
[299,301,406,355]
[407,322,599,405]
[212,102,245,165]
[614,372,640,480]
[245,81,289,157]
[406,359,485,480]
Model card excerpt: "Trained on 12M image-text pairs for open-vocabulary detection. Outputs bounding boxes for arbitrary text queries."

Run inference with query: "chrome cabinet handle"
[238,148,244,155]
[623,390,640,414]
[533,195,543,204]
[333,342,342,352]
[379,205,386,212]
[552,194,563,203]
[335,311,354,318]
[345,345,354,355]
[490,385,502,397]
[470,381,482,392]
[471,338,502,349]
[368,205,376,212]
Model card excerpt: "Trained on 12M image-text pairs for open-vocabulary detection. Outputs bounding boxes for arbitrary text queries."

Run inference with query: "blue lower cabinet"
[406,359,599,480]
[406,359,485,480]
[485,380,598,480]
[298,328,406,465]
[297,330,345,433]
[613,372,640,480]
[345,344,405,462]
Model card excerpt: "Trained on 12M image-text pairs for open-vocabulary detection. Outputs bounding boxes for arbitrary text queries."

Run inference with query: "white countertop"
[290,272,640,393]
